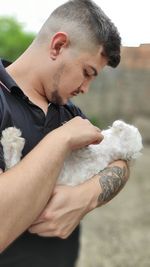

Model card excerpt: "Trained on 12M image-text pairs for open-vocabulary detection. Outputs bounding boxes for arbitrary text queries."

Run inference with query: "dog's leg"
[1,127,25,170]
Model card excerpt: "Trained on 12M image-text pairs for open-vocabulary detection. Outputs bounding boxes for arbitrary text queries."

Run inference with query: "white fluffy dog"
[0,120,143,186]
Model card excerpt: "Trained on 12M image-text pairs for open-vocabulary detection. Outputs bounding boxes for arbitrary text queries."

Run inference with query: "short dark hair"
[37,0,121,68]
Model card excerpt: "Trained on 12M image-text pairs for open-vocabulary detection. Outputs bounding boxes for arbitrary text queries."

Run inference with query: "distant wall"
[121,44,150,70]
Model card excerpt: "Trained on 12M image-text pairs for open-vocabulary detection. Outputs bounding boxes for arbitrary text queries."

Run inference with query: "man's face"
[48,46,107,105]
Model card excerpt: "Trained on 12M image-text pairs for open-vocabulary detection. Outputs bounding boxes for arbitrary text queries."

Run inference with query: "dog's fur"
[0,120,143,186]
[1,127,25,170]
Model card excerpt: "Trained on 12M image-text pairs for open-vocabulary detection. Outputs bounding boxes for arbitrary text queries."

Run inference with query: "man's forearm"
[97,161,129,207]
[78,160,129,213]
[0,129,69,252]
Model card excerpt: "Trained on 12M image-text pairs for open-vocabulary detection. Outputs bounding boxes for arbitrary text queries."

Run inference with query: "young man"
[0,0,129,266]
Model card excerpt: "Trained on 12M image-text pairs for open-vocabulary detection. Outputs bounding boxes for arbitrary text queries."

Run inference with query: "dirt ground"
[76,146,150,267]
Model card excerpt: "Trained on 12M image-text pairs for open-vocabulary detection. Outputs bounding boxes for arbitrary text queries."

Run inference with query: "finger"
[37,222,80,238]
[92,136,104,145]
[94,126,103,137]
[31,218,45,225]
[93,132,104,144]
[28,221,50,234]
[37,231,57,237]
[95,126,101,132]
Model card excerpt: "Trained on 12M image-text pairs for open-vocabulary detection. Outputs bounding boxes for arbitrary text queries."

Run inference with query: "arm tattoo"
[97,166,127,206]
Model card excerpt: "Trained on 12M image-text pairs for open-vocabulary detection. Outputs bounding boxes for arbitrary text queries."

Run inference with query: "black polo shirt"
[0,59,86,267]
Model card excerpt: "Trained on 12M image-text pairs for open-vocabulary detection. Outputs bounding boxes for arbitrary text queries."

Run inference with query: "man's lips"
[71,92,78,96]
[71,89,80,96]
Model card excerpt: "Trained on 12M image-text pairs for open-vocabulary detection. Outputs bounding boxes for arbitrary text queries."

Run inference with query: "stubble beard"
[51,64,66,105]
[51,90,64,105]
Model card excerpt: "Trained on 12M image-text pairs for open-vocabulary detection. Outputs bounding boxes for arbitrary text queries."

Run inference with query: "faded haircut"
[35,0,121,68]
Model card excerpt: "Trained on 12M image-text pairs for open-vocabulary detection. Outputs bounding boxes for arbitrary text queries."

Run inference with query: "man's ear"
[49,32,69,60]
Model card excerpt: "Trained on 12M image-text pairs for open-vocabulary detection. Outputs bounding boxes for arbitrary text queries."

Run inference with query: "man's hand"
[58,116,104,151]
[28,184,88,239]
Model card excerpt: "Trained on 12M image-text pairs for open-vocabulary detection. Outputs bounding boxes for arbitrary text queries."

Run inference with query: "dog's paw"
[1,127,25,169]
[1,127,22,139]
[1,127,25,146]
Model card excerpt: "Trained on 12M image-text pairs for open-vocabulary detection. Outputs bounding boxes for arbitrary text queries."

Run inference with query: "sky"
[0,0,149,46]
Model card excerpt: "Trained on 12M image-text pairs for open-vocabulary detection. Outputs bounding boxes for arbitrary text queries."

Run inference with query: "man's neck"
[6,58,49,115]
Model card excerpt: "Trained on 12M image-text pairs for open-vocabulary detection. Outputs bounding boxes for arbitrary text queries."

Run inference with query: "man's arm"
[28,160,129,239]
[83,160,129,211]
[97,163,128,206]
[0,129,69,252]
[0,117,103,252]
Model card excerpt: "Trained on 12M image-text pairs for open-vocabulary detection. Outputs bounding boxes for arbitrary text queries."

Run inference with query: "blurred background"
[0,1,150,265]
[75,43,150,267]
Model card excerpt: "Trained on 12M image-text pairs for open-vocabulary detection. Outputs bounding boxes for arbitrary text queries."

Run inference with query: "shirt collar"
[0,59,27,98]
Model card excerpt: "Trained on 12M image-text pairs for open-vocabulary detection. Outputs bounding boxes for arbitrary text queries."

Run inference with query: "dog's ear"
[112,120,125,132]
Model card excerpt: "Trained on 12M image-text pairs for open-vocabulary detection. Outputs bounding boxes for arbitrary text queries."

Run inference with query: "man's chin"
[51,98,68,106]
[50,91,70,105]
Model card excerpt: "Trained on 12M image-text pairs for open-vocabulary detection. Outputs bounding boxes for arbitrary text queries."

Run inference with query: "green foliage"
[0,16,35,62]
[89,116,100,127]
[89,115,108,129]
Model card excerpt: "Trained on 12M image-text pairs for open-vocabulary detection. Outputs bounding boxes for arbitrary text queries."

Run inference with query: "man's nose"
[80,81,90,94]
